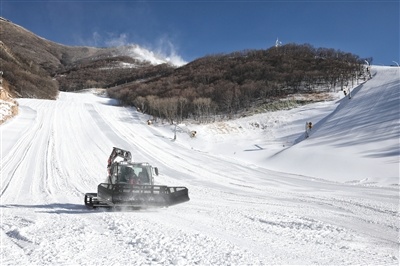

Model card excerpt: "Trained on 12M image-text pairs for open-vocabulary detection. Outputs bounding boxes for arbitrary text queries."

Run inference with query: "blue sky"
[1,0,399,65]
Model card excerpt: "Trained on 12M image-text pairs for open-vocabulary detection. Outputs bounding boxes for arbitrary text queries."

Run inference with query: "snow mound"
[267,66,400,185]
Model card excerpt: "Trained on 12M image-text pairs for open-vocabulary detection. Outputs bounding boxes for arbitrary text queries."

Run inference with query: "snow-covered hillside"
[186,66,399,186]
[1,66,399,265]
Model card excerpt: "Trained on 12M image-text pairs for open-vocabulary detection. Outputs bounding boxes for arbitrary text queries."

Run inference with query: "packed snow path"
[1,67,399,265]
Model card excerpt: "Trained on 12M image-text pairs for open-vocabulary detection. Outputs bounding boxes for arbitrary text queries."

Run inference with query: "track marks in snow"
[1,101,54,203]
[97,212,266,265]
[1,215,38,265]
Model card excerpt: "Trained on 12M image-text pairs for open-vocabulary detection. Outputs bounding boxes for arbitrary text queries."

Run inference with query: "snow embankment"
[267,66,400,186]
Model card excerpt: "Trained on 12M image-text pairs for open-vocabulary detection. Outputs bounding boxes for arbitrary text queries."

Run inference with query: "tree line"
[108,43,369,123]
[56,56,174,92]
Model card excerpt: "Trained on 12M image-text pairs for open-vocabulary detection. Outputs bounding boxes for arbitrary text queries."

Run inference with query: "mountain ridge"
[1,16,370,122]
[0,17,177,98]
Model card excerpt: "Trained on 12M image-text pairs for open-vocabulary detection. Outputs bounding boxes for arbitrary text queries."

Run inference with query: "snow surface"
[1,66,399,265]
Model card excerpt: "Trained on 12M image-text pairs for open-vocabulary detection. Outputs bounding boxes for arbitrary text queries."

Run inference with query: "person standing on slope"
[305,122,312,138]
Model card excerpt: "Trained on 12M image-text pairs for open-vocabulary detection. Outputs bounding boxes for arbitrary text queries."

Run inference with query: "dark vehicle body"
[84,147,189,209]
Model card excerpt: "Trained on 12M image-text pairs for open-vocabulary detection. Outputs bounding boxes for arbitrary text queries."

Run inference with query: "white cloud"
[154,36,187,67]
[92,31,101,47]
[78,31,187,67]
[105,33,129,47]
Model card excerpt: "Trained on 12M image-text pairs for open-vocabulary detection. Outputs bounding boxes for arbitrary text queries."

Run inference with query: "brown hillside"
[108,44,369,122]
[0,17,174,98]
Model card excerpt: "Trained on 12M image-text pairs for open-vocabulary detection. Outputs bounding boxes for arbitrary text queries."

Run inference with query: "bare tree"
[177,97,189,123]
[159,97,179,124]
[193,97,213,122]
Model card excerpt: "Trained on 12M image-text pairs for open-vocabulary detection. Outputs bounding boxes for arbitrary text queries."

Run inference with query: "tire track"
[1,109,45,201]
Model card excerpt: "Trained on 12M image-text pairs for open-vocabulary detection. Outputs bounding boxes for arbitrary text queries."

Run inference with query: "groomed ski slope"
[1,66,399,265]
[267,66,399,184]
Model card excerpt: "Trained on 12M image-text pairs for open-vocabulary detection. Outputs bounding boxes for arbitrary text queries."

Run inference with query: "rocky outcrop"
[0,79,19,124]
